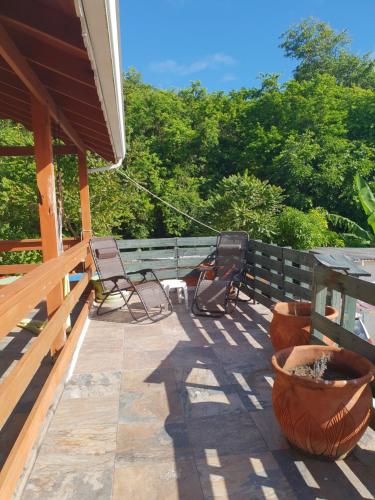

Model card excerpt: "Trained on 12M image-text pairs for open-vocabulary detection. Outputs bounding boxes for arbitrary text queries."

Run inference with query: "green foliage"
[276,208,344,250]
[204,172,284,240]
[1,20,375,253]
[280,18,375,89]
[328,174,375,246]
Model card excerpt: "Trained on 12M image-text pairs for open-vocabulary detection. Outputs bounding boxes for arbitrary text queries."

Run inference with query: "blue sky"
[120,0,375,92]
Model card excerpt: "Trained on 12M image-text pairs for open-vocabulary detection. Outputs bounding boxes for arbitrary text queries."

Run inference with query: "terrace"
[0,2,374,499]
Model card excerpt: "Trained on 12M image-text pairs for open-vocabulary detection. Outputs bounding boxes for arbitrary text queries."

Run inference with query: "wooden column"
[78,150,92,239]
[32,96,65,354]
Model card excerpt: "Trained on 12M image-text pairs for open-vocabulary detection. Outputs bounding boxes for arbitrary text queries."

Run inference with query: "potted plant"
[272,345,374,460]
[270,301,338,351]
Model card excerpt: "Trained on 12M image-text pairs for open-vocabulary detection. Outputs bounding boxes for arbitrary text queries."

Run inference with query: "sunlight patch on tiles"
[250,457,268,478]
[294,461,320,488]
[336,460,374,499]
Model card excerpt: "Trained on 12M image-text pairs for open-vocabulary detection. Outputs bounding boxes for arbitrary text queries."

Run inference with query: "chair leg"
[96,285,131,316]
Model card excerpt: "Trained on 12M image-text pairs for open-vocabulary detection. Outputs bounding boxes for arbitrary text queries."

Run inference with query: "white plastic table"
[161,279,188,309]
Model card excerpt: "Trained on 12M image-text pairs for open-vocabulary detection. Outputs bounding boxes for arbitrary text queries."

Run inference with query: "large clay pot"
[270,301,337,351]
[272,345,374,460]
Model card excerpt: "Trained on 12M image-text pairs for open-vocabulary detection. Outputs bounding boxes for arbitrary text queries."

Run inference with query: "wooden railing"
[119,236,217,281]
[0,239,93,498]
[311,263,375,362]
[0,235,373,496]
[119,236,374,360]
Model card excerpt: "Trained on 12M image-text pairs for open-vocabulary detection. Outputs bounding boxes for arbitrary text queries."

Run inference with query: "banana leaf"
[354,174,375,235]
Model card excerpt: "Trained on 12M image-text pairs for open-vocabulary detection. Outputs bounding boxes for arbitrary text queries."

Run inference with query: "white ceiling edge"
[74,0,126,162]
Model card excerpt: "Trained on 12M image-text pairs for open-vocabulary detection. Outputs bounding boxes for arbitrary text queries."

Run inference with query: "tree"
[204,172,284,240]
[328,174,375,246]
[280,18,375,89]
[275,207,344,250]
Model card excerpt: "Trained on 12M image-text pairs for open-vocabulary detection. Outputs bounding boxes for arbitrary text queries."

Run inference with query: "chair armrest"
[105,275,126,283]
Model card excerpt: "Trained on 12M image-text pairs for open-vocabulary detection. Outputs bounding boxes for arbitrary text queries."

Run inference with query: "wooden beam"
[0,238,77,252]
[0,264,39,275]
[0,287,94,500]
[16,31,95,88]
[0,2,86,59]
[0,241,88,339]
[32,96,65,354]
[0,22,86,151]
[78,151,92,239]
[0,145,77,157]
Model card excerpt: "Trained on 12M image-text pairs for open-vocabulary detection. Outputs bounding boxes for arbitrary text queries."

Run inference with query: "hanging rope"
[117,168,220,234]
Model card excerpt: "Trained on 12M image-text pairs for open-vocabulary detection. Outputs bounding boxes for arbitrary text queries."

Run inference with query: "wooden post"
[78,150,92,239]
[32,96,65,354]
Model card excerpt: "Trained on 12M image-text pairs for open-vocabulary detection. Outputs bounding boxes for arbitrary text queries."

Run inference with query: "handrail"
[0,240,90,340]
[0,239,93,497]
[0,237,78,252]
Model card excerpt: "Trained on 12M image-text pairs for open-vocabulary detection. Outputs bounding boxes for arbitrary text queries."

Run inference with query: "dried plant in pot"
[270,301,338,351]
[272,345,374,460]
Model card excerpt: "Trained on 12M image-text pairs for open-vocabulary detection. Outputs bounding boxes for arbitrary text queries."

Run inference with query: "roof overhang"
[0,0,125,163]
[74,0,126,163]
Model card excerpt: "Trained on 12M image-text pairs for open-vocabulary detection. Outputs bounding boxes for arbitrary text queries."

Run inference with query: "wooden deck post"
[78,150,92,239]
[32,96,65,354]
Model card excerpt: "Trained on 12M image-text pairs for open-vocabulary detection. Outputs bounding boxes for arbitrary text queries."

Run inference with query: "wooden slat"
[251,278,286,302]
[78,151,92,239]
[0,22,85,151]
[0,238,77,252]
[0,263,39,275]
[177,236,217,246]
[0,289,94,500]
[122,248,176,261]
[251,266,284,287]
[284,281,312,301]
[0,241,89,340]
[0,2,86,59]
[178,246,215,257]
[118,238,176,249]
[315,266,375,305]
[248,240,283,258]
[0,272,90,429]
[248,254,283,272]
[311,312,375,362]
[282,248,315,267]
[283,264,313,284]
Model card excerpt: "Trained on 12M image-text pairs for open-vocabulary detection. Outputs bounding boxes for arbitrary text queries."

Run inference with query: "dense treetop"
[0,19,374,264]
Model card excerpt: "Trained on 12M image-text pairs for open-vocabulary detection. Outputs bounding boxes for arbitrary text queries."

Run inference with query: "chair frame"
[90,238,173,322]
[191,231,248,317]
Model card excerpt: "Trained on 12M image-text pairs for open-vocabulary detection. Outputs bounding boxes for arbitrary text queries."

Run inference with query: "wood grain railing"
[0,240,93,498]
[0,237,78,252]
[119,236,217,281]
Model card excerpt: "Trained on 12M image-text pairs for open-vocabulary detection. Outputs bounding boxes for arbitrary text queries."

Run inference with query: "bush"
[275,207,344,249]
[204,172,284,240]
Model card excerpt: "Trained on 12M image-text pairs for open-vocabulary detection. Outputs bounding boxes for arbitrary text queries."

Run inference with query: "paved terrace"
[22,294,375,500]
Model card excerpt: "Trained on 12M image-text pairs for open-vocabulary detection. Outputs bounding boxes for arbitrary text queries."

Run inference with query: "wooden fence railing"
[118,236,374,359]
[311,263,375,363]
[119,236,217,281]
[0,240,93,498]
[0,235,373,496]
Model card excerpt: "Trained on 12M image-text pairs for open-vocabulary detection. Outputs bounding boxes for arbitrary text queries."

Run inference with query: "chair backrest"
[89,237,130,291]
[215,231,248,279]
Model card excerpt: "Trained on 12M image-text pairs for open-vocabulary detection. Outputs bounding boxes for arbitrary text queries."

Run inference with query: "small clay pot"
[272,345,374,460]
[270,301,337,351]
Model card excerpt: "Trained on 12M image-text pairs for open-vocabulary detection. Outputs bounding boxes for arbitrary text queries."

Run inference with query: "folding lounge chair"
[191,231,248,317]
[90,237,172,321]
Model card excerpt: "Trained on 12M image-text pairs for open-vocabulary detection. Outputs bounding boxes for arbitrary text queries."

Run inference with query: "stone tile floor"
[21,294,375,500]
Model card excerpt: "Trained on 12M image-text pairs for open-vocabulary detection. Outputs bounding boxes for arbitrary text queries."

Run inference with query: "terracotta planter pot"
[272,345,374,460]
[270,301,338,351]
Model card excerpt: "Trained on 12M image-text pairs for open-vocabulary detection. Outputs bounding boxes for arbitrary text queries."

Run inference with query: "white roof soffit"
[74,0,126,162]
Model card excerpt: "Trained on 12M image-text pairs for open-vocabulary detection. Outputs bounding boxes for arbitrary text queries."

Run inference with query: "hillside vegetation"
[1,19,374,261]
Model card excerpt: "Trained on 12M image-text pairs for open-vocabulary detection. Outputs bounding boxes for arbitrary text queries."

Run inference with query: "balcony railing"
[0,235,374,497]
